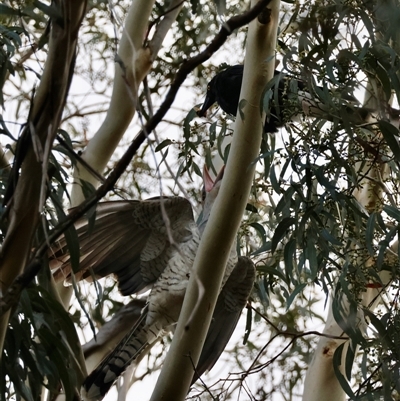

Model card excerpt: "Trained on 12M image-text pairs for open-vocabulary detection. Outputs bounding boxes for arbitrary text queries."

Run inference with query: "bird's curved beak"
[203,165,225,192]
[197,94,215,117]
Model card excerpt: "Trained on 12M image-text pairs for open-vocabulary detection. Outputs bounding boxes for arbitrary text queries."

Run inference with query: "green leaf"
[363,309,390,349]
[286,283,306,310]
[249,222,266,242]
[321,228,341,246]
[209,121,217,143]
[245,203,258,213]
[283,238,296,281]
[223,142,230,162]
[278,157,291,183]
[344,341,355,380]
[377,225,397,267]
[51,196,81,274]
[271,217,295,253]
[366,212,376,255]
[332,289,365,345]
[155,139,173,152]
[216,123,227,160]
[192,161,201,177]
[81,179,96,200]
[379,120,400,161]
[33,0,64,24]
[383,204,400,221]
[306,237,318,279]
[315,166,337,191]
[358,9,375,44]
[276,187,295,215]
[375,65,391,100]
[333,343,355,398]
[183,108,197,139]
[270,163,281,194]
[257,265,287,283]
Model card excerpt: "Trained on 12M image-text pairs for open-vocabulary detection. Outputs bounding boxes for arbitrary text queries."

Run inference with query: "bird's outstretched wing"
[192,256,256,384]
[51,197,195,296]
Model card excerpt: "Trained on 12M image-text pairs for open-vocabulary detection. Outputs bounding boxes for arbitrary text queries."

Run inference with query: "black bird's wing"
[51,197,195,296]
[213,65,244,115]
[191,256,256,384]
[198,65,244,117]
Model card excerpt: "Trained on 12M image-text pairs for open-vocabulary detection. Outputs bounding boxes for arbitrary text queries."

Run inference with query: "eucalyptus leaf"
[271,217,296,253]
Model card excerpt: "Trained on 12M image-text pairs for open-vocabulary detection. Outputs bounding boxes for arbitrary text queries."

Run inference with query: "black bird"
[197,65,307,133]
[197,65,371,133]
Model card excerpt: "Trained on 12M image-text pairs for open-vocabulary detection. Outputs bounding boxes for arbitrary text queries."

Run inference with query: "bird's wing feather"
[82,299,146,361]
[215,65,243,115]
[81,305,153,401]
[192,256,255,383]
[51,197,195,295]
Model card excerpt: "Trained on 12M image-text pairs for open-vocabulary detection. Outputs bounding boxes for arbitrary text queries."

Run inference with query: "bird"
[197,64,368,133]
[51,165,255,401]
[197,64,307,133]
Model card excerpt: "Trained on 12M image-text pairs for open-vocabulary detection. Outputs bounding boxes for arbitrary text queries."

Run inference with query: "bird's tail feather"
[81,305,152,401]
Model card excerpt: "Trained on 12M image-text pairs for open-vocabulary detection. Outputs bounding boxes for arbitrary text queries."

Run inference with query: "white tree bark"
[150,1,281,400]
[70,0,183,205]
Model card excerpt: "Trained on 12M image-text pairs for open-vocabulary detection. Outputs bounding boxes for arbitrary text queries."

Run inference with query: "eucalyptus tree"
[1,1,400,401]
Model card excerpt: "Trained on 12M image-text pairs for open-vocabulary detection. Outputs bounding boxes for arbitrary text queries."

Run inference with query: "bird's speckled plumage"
[51,168,255,401]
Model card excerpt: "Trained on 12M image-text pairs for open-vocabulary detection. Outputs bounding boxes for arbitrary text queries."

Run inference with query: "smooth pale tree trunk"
[70,0,183,204]
[149,1,281,400]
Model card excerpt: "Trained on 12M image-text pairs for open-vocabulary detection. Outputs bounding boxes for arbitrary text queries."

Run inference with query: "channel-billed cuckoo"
[52,166,255,401]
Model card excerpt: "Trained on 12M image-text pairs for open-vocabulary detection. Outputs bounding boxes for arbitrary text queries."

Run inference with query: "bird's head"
[197,76,218,117]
